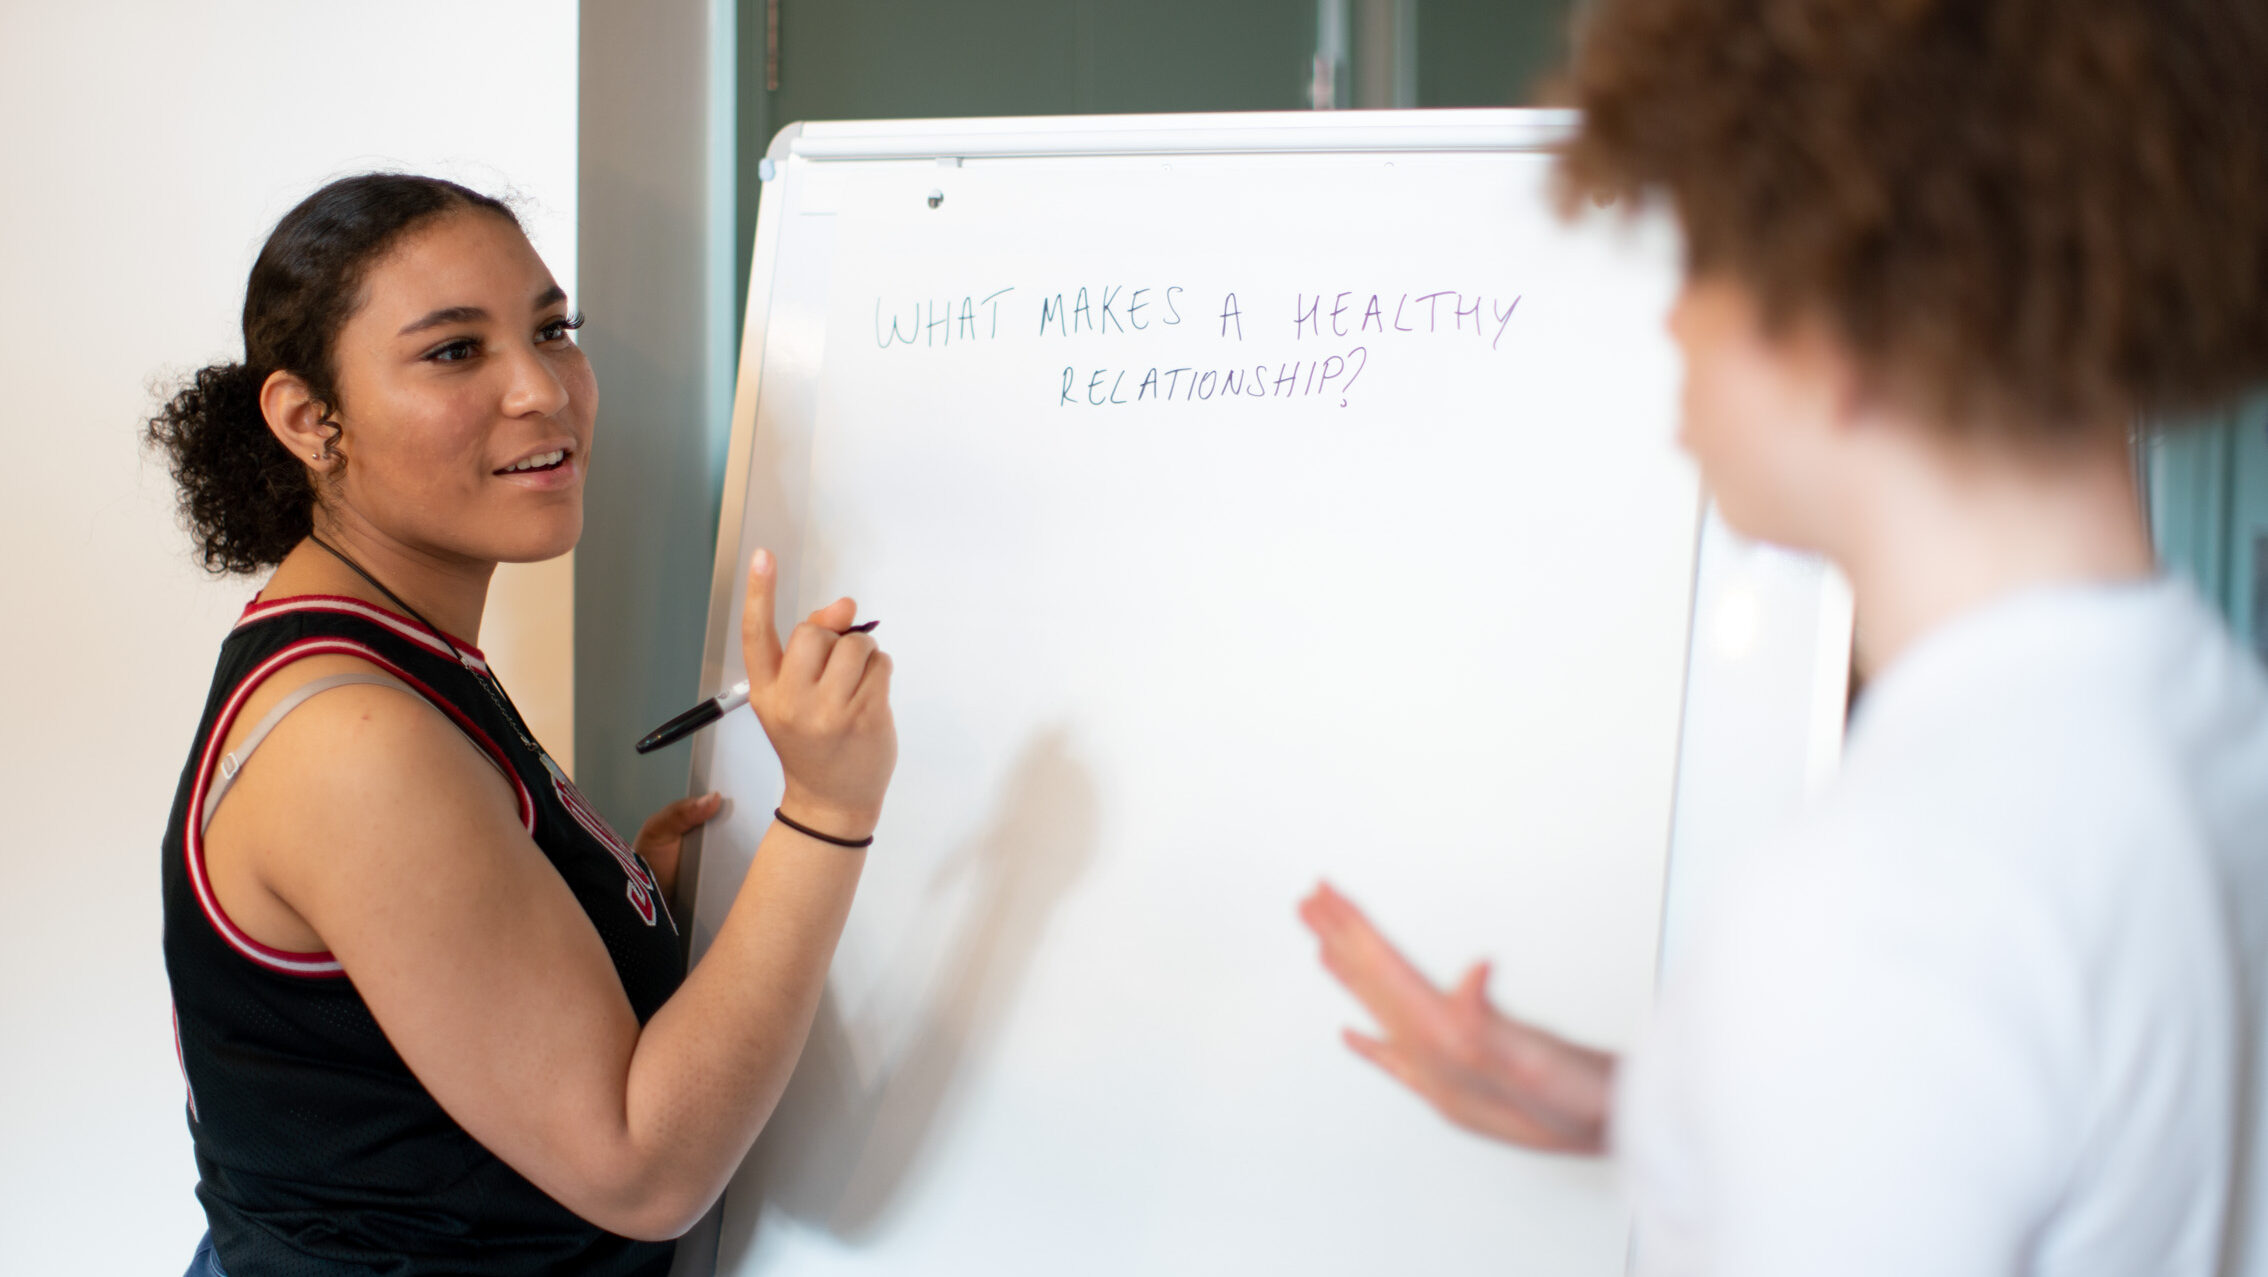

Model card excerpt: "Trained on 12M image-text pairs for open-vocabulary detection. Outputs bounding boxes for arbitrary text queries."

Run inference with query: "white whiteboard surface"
[675,110,1850,1277]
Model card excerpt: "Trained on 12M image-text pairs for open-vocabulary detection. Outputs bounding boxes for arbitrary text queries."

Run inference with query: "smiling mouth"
[497,448,570,475]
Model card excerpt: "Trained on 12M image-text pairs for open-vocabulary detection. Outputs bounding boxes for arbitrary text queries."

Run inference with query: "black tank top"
[162,594,685,1276]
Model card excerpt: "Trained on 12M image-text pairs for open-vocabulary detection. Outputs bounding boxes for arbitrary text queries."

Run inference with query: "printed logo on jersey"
[541,753,673,931]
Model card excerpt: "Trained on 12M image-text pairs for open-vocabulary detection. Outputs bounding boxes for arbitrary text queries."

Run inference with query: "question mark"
[1339,346,1368,407]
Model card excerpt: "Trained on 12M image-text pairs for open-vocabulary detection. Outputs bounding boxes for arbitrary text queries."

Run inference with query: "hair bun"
[146,361,312,575]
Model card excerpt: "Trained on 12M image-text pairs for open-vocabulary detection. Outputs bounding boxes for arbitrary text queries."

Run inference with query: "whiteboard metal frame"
[673,108,1854,1276]
[781,108,1580,161]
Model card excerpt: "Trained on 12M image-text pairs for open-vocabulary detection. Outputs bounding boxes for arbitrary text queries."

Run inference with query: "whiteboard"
[674,110,1852,1277]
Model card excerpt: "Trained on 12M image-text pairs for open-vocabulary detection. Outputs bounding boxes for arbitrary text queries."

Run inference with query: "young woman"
[149,174,895,1275]
[1303,0,2268,1272]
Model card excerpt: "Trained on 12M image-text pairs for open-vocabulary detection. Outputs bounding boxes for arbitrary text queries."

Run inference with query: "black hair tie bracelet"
[774,808,875,849]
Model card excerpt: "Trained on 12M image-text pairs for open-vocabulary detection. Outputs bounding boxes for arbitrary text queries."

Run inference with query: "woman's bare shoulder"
[200,649,524,953]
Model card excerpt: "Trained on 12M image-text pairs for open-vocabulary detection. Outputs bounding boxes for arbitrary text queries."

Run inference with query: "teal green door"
[2150,402,2268,662]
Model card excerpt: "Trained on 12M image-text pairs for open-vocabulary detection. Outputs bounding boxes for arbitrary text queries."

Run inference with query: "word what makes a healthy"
[869,283,1523,409]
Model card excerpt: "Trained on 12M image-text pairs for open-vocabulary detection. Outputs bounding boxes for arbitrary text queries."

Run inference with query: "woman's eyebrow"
[397,287,566,337]
[398,305,487,337]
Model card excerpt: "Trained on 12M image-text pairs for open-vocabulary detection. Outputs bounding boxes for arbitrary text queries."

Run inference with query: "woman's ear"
[1779,319,1869,439]
[259,369,340,470]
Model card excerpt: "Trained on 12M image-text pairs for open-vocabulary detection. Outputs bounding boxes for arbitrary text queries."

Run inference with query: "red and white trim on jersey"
[184,636,536,978]
[236,594,492,675]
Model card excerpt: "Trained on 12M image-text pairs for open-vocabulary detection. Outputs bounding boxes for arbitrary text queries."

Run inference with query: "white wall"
[0,3,576,1268]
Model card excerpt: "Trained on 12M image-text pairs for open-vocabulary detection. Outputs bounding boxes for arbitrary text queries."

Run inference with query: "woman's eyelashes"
[425,336,481,364]
[540,312,586,344]
[421,314,584,365]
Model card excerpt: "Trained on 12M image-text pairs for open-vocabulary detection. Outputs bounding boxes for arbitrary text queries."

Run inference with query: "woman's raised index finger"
[741,548,784,683]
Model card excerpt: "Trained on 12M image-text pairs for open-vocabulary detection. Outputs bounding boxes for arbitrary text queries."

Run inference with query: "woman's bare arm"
[216,549,893,1240]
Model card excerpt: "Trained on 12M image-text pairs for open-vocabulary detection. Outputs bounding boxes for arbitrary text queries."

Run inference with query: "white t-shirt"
[1617,578,2268,1276]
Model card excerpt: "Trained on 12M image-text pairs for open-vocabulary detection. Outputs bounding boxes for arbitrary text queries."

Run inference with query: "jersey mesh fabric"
[162,598,685,1276]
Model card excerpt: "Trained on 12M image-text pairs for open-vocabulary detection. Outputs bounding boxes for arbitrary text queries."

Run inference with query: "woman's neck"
[1833,426,2155,676]
[265,510,497,647]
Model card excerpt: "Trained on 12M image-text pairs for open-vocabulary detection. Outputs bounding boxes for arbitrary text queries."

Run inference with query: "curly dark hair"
[146,173,519,574]
[1556,0,2268,437]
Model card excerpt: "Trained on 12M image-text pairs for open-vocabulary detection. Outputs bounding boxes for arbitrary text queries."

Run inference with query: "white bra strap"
[201,672,419,836]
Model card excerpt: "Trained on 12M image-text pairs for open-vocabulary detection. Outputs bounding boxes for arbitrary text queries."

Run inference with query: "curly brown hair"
[146,173,518,574]
[1557,0,2268,438]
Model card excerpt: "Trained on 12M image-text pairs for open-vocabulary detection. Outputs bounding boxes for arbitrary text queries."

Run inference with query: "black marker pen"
[634,620,880,753]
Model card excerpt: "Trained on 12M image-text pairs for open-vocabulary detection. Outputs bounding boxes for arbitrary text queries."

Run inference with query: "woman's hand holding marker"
[740,548,898,844]
[1300,883,1614,1154]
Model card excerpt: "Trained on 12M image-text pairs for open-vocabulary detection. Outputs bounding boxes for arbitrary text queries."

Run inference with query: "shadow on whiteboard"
[721,730,1100,1247]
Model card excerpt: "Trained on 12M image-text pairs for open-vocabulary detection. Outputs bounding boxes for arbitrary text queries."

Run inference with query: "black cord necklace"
[306,532,546,758]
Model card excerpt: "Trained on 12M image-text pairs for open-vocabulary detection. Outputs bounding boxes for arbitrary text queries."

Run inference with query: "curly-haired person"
[1304,1,2268,1273]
